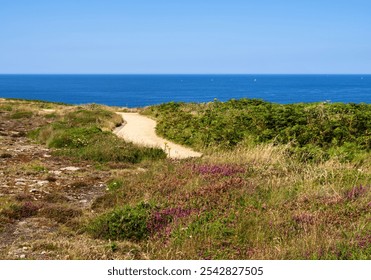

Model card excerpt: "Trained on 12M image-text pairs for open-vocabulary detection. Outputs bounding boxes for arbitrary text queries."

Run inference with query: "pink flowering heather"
[345,185,369,200]
[192,164,245,177]
[147,207,193,236]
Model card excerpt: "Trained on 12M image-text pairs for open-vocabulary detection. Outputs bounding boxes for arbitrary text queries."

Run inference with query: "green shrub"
[87,202,152,241]
[145,99,370,159]
[10,111,33,119]
[0,105,13,111]
[47,126,101,148]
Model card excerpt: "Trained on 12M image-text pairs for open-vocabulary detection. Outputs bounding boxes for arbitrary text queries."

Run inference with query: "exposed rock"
[36,180,49,186]
[60,166,80,171]
[49,170,62,175]
[15,178,27,182]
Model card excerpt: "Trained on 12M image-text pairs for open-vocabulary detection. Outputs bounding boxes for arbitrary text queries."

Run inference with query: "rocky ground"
[0,101,144,259]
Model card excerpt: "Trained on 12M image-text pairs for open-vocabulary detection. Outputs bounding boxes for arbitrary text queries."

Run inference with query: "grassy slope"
[89,100,370,259]
[30,104,166,163]
[1,98,370,259]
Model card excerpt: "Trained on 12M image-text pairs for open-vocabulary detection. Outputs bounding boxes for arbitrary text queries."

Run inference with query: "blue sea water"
[0,75,370,107]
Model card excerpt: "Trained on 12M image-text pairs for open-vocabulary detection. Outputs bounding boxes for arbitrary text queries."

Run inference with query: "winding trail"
[113,113,202,159]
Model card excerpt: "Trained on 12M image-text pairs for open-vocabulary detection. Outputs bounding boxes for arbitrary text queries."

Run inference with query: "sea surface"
[0,75,370,107]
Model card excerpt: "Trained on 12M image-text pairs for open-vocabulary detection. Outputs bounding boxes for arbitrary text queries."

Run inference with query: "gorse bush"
[144,99,370,161]
[30,105,166,163]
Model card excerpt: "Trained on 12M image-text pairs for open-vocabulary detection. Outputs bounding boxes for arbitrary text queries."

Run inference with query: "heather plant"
[1,201,41,220]
[88,145,370,259]
[147,207,193,237]
[345,185,369,200]
[192,163,246,177]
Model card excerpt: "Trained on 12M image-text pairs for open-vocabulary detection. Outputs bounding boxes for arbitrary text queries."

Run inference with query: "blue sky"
[0,0,370,74]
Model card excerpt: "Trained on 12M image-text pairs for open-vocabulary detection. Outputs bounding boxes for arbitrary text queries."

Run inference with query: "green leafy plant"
[87,202,152,241]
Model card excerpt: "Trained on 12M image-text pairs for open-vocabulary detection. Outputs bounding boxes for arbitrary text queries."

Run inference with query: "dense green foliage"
[87,203,152,241]
[144,99,370,161]
[30,105,166,163]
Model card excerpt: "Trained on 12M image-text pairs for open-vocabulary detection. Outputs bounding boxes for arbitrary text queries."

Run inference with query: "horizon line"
[1,73,371,75]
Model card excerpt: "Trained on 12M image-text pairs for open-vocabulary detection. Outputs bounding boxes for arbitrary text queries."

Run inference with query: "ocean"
[0,75,370,107]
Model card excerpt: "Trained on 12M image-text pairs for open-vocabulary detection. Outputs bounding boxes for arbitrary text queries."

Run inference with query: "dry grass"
[87,144,370,259]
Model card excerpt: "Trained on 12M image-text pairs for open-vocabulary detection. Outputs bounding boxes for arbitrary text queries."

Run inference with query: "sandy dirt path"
[113,113,202,159]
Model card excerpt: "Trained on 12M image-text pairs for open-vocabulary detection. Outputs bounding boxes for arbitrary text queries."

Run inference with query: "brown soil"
[0,103,142,259]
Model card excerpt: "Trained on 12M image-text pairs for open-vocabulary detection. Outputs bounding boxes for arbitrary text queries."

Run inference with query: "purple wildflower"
[345,185,369,200]
[193,164,245,177]
[147,207,193,236]
[355,234,371,249]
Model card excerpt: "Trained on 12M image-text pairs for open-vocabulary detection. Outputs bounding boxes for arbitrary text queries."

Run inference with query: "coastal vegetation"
[0,98,370,260]
[143,99,370,162]
[30,104,166,163]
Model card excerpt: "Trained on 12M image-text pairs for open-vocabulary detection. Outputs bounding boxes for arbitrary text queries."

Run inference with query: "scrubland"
[0,98,369,259]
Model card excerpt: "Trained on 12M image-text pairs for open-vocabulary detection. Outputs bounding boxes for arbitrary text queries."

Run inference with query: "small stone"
[60,166,80,171]
[49,170,62,175]
[22,247,28,251]
[15,178,27,182]
[43,154,52,158]
[15,182,26,186]
[19,254,26,259]
[36,180,49,186]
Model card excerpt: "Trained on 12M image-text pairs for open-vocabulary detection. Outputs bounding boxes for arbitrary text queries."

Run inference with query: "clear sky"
[0,0,370,74]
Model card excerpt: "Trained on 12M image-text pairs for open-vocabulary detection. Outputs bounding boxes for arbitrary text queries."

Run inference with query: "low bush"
[87,202,152,241]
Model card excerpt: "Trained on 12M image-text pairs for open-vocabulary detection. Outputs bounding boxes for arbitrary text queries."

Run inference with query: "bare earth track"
[114,113,202,159]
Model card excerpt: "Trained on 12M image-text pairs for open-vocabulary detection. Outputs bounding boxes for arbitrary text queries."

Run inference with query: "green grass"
[10,111,33,119]
[0,104,13,111]
[30,104,166,163]
[4,98,70,106]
